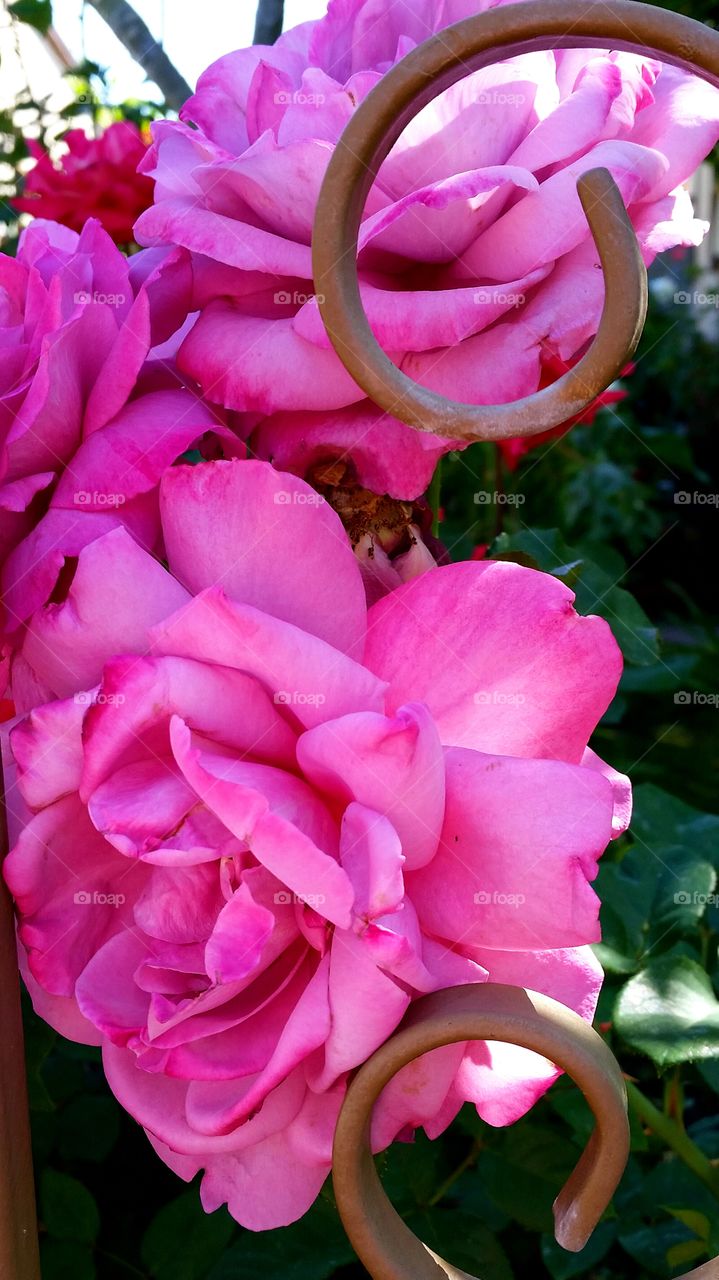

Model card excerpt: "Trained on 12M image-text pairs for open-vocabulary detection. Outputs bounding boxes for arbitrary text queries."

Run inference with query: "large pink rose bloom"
[135,0,719,500]
[0,219,237,704]
[4,460,630,1229]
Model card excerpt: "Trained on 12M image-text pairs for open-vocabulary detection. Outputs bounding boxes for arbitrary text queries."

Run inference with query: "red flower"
[13,121,154,245]
[498,351,634,471]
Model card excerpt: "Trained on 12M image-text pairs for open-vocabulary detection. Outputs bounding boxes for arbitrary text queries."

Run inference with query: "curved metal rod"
[333,983,630,1279]
[313,0,719,442]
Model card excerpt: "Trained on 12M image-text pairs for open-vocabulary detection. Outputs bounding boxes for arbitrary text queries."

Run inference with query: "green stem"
[427,1139,482,1207]
[493,445,505,539]
[626,1080,719,1200]
[428,460,442,538]
[96,1250,146,1278]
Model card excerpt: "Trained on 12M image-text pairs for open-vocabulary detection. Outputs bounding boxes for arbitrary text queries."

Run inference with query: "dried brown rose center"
[308,458,417,554]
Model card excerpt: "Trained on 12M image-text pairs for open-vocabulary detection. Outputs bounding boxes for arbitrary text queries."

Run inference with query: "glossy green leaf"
[409,1210,514,1280]
[477,1124,575,1232]
[207,1198,353,1280]
[142,1190,235,1280]
[665,1207,710,1242]
[615,956,719,1066]
[619,1220,701,1275]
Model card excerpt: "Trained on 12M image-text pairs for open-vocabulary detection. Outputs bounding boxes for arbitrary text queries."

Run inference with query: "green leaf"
[40,1170,100,1243]
[651,855,716,937]
[408,1210,514,1280]
[40,1239,95,1280]
[616,1154,719,1225]
[8,0,52,33]
[596,783,719,972]
[615,955,719,1067]
[698,1059,719,1094]
[490,528,580,580]
[546,1077,595,1146]
[620,652,697,694]
[56,1095,120,1163]
[593,844,658,974]
[601,585,660,667]
[207,1197,354,1280]
[477,1124,575,1232]
[688,1113,719,1160]
[666,1237,710,1269]
[142,1191,235,1280]
[665,1207,710,1242]
[378,1128,452,1212]
[619,1220,702,1275]
[631,784,719,866]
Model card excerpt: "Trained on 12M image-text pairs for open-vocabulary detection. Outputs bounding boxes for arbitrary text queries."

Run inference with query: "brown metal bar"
[332,983,630,1279]
[313,0,719,443]
[0,762,41,1280]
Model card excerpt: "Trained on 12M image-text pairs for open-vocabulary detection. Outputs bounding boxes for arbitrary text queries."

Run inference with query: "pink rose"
[135,0,719,500]
[13,122,154,246]
[0,219,239,704]
[4,459,630,1229]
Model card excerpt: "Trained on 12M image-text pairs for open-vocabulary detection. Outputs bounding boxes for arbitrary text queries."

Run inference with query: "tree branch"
[253,0,284,45]
[84,0,192,112]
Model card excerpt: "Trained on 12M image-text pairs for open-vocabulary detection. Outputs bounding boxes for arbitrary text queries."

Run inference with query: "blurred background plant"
[0,0,171,252]
[4,0,719,1276]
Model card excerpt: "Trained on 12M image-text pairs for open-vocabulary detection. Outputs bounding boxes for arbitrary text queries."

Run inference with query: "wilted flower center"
[309,458,418,554]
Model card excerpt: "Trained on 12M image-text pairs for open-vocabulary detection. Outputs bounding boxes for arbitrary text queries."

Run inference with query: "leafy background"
[6,0,719,1276]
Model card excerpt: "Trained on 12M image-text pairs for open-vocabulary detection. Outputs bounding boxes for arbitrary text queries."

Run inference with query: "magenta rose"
[4,459,629,1229]
[134,0,719,500]
[12,122,154,246]
[0,219,240,703]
